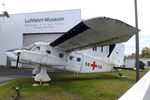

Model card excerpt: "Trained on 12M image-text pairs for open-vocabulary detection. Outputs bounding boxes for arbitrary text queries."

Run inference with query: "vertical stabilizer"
[108,44,125,66]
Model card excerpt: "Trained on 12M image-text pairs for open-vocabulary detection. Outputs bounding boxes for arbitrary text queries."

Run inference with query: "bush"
[139,61,145,70]
[134,61,145,70]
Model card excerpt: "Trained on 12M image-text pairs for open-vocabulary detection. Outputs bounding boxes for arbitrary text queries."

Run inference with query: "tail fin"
[108,44,125,66]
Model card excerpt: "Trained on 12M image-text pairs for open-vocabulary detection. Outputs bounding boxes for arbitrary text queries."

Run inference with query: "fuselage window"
[85,62,90,66]
[69,56,74,60]
[46,50,51,54]
[147,61,150,67]
[77,57,81,62]
[101,47,103,52]
[59,53,64,58]
[93,47,97,51]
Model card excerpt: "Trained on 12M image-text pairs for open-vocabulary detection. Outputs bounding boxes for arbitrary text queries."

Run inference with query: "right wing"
[50,17,139,52]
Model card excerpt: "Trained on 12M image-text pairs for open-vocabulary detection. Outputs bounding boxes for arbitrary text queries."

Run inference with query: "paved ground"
[0,67,32,85]
[0,66,73,85]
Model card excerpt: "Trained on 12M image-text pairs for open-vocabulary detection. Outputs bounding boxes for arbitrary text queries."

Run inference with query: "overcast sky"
[0,0,149,55]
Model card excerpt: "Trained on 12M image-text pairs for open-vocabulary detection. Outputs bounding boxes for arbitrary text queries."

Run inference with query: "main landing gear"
[32,66,51,86]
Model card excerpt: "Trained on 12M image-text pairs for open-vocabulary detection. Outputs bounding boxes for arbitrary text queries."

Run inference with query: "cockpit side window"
[26,44,36,50]
[36,46,40,50]
[33,46,40,51]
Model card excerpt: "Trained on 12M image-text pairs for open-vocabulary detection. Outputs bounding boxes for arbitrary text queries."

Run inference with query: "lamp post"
[134,0,140,82]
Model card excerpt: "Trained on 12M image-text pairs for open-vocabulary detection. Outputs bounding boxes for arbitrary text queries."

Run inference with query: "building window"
[69,56,74,60]
[46,50,51,54]
[59,53,64,58]
[77,57,81,62]
[147,61,150,67]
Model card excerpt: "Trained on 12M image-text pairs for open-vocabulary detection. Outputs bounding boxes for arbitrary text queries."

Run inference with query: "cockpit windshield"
[22,44,36,50]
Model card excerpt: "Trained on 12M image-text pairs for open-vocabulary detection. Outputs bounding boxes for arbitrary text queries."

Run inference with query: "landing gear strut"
[117,70,123,77]
[33,67,51,86]
[32,66,40,78]
[116,70,127,78]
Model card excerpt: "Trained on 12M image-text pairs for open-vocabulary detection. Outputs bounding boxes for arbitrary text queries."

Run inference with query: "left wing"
[50,17,139,51]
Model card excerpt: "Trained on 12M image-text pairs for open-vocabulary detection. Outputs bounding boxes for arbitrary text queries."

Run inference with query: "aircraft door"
[68,53,82,72]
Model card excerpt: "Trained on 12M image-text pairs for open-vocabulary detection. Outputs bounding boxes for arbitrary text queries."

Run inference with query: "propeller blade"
[15,51,21,68]
[16,55,20,68]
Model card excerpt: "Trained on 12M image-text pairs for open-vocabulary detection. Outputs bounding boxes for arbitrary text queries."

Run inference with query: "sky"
[0,0,149,55]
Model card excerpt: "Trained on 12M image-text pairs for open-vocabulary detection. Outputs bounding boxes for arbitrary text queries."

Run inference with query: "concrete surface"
[0,67,32,85]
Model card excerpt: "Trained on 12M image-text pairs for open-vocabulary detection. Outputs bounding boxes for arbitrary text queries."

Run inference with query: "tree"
[125,53,136,58]
[141,47,150,58]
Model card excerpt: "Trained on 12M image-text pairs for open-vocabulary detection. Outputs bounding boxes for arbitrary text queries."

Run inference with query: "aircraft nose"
[4,51,18,61]
[13,50,21,56]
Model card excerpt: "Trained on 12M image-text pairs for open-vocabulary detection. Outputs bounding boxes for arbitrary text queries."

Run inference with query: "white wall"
[124,59,135,68]
[0,9,81,65]
[125,58,150,68]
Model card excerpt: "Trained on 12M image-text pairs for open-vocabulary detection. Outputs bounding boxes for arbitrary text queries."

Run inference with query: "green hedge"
[139,61,145,70]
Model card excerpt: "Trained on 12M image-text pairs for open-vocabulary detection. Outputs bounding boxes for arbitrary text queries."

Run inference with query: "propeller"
[16,54,20,68]
[6,47,26,68]
[13,50,21,68]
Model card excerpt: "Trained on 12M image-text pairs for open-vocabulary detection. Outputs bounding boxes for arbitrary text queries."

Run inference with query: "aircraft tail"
[108,44,125,67]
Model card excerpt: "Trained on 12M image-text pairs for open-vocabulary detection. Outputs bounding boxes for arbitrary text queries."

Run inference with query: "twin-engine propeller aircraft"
[5,17,139,83]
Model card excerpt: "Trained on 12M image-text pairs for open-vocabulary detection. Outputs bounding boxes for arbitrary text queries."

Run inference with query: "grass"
[0,69,149,100]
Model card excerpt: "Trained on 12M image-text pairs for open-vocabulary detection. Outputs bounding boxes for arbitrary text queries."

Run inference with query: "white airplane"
[5,17,139,83]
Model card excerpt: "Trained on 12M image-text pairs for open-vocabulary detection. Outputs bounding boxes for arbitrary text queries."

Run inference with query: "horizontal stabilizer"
[113,67,134,70]
[50,17,139,51]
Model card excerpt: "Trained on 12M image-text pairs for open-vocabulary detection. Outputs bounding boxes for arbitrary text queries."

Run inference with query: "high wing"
[50,17,139,51]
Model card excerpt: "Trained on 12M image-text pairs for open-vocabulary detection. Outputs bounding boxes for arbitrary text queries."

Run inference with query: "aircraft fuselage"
[6,42,117,73]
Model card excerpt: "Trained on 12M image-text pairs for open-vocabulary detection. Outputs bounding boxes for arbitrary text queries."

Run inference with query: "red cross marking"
[91,61,97,70]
